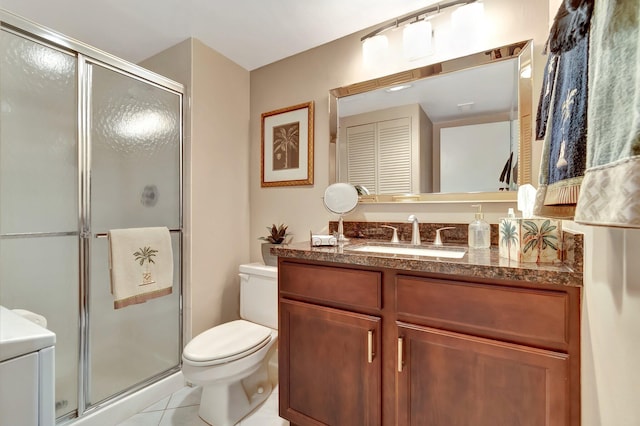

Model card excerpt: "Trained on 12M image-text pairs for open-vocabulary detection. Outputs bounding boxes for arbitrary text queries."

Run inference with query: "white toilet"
[182,263,278,426]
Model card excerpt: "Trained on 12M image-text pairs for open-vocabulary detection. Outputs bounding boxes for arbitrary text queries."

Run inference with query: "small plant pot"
[261,243,279,267]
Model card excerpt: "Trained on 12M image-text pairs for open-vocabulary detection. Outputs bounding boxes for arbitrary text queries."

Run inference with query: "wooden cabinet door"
[279,299,381,426]
[396,322,570,426]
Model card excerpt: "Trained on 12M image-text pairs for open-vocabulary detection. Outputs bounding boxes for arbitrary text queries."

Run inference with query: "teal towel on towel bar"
[575,0,640,228]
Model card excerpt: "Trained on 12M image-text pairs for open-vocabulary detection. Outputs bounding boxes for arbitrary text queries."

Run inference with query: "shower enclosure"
[0,11,183,422]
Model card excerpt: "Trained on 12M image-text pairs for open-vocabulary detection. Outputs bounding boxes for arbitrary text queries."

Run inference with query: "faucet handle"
[434,227,456,246]
[381,225,399,243]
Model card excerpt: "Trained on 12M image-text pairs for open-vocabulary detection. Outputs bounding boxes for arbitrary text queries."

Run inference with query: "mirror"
[329,40,533,203]
[323,183,358,242]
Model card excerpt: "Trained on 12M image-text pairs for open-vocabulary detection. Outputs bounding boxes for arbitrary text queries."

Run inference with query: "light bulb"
[403,20,433,60]
[362,34,389,69]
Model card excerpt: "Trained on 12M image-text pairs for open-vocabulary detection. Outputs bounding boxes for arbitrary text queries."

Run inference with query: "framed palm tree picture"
[261,101,314,187]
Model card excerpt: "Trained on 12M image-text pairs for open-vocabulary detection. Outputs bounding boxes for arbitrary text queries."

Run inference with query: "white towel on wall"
[108,227,173,309]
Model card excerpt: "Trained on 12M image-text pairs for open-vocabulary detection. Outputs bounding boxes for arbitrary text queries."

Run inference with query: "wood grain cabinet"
[278,259,580,426]
[280,299,381,425]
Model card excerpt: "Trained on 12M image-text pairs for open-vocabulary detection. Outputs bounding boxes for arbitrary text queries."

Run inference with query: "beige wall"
[566,223,640,426]
[142,38,251,339]
[249,0,640,424]
[249,0,548,260]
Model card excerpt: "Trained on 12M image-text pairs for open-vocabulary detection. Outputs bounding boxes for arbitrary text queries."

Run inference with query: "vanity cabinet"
[278,259,580,426]
[280,300,381,425]
[396,324,569,425]
[278,261,383,425]
[395,274,576,426]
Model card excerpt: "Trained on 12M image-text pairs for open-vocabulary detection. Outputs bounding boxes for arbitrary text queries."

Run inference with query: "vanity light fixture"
[451,0,485,28]
[403,19,433,60]
[450,0,485,50]
[362,33,389,69]
[361,0,480,62]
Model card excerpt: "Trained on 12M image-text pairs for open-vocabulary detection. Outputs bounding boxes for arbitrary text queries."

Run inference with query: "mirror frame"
[329,40,533,204]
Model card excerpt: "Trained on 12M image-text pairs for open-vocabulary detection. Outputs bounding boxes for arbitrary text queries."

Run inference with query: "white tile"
[166,386,202,409]
[159,405,209,426]
[142,395,170,412]
[240,388,284,426]
[117,410,164,426]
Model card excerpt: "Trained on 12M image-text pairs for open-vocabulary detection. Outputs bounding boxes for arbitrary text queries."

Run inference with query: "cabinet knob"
[367,330,375,363]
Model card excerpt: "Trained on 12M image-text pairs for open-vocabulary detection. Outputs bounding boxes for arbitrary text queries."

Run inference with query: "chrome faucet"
[434,227,456,246]
[381,225,400,243]
[408,215,421,245]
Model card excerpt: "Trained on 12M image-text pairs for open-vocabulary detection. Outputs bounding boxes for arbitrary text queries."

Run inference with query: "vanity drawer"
[279,261,382,310]
[396,275,569,350]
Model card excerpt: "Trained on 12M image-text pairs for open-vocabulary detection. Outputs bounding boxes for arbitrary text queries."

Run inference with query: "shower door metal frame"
[0,9,185,422]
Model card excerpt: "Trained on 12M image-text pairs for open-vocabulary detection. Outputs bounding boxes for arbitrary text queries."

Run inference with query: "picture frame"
[261,101,314,187]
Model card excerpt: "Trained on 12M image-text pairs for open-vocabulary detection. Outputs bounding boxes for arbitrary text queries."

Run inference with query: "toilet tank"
[239,263,278,329]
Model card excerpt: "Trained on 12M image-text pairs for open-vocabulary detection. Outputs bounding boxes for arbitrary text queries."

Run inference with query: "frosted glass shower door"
[87,63,182,405]
[0,29,79,418]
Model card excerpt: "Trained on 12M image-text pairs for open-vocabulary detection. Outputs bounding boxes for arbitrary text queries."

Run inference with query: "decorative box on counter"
[498,217,563,263]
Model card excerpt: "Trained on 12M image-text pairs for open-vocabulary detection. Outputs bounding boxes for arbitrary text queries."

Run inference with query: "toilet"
[182,263,278,426]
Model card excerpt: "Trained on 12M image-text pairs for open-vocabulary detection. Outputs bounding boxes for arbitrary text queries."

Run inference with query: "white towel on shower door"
[108,227,173,309]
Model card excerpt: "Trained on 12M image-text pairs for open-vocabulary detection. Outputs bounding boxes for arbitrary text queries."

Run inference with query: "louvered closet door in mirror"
[377,117,412,194]
[346,123,377,193]
[346,118,413,194]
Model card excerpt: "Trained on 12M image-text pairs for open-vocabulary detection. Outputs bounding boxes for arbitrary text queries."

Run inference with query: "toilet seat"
[183,320,273,366]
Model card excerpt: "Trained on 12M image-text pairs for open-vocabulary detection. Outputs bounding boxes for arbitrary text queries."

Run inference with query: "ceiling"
[0,0,439,70]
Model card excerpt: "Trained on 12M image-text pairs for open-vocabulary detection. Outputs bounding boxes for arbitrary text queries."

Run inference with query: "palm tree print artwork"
[499,219,519,261]
[522,219,559,263]
[272,121,299,170]
[133,246,158,285]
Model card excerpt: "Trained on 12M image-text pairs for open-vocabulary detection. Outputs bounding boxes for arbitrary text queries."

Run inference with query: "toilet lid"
[183,320,272,363]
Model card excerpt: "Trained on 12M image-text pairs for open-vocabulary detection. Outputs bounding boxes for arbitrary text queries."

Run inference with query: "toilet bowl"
[182,263,278,426]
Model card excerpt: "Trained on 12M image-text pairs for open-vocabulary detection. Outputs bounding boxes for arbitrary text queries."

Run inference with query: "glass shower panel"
[87,63,181,405]
[0,29,79,418]
[0,29,78,234]
[0,236,79,418]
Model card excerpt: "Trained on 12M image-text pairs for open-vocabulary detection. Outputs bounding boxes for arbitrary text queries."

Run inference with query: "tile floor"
[117,384,288,426]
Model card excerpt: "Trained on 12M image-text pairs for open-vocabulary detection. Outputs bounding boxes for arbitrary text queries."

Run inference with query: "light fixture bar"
[360,0,478,42]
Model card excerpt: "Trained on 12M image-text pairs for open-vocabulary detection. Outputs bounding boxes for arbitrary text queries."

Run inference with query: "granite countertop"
[272,239,583,288]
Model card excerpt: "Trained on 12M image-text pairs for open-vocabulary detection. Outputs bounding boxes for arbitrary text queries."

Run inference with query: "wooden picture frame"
[261,101,314,187]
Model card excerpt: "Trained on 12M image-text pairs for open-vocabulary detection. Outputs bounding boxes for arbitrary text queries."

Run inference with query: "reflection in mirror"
[329,40,533,203]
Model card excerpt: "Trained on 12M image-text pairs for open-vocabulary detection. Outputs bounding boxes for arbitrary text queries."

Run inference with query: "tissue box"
[498,218,563,263]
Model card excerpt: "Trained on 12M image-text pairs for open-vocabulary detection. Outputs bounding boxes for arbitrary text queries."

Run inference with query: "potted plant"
[259,223,290,266]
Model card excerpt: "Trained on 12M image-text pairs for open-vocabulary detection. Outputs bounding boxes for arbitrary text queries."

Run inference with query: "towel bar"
[94,229,182,238]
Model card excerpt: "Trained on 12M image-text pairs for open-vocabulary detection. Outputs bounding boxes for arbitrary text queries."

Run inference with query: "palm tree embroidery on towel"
[133,246,158,285]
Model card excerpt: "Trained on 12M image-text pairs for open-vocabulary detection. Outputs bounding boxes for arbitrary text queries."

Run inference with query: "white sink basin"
[348,244,467,259]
